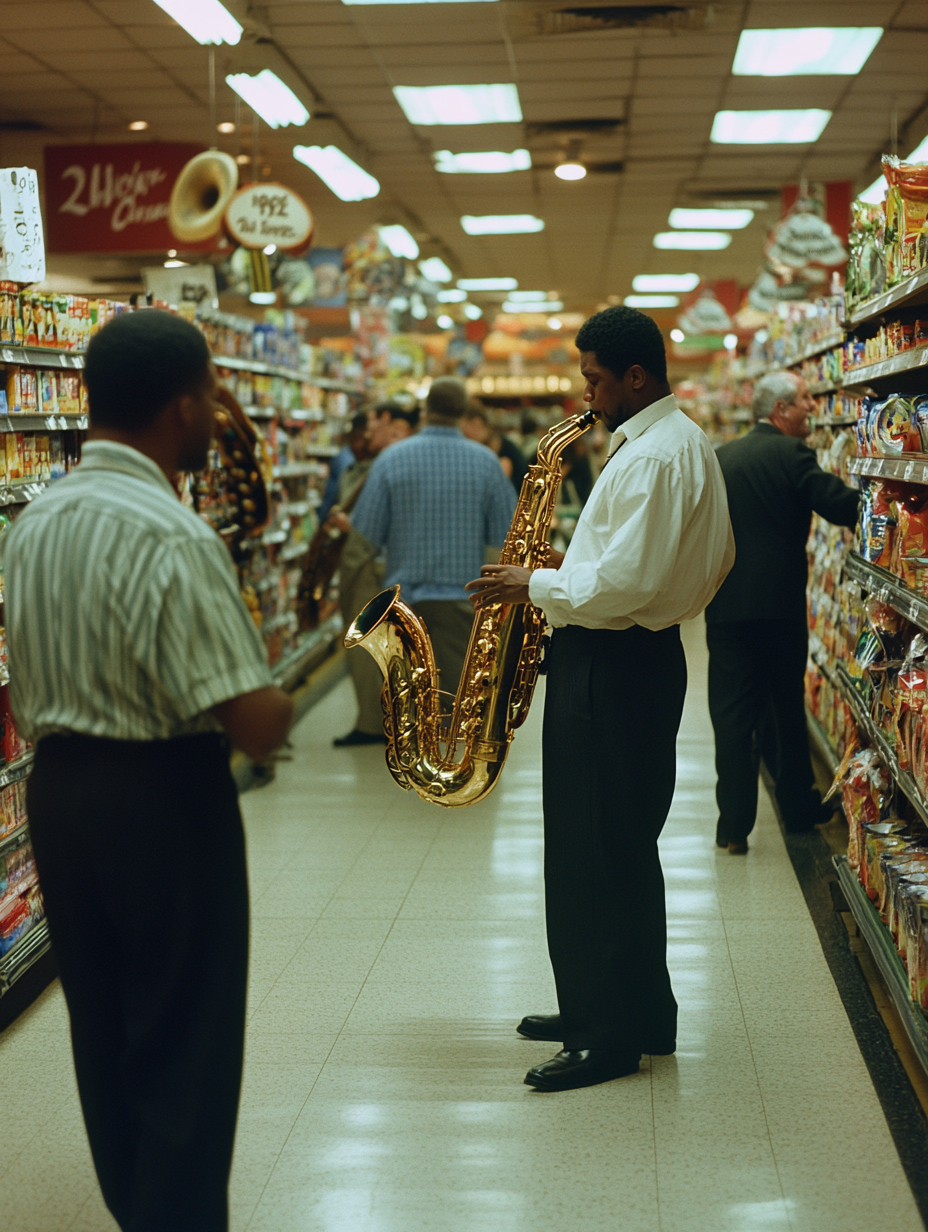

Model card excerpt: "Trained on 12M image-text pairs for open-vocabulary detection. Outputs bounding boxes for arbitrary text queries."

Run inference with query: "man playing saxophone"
[466,306,735,1092]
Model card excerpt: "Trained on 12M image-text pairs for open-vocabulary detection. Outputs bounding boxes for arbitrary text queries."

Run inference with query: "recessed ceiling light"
[653,232,731,250]
[723,333,738,349]
[547,317,562,330]
[249,291,277,304]
[163,259,188,268]
[419,257,453,282]
[502,299,563,312]
[379,225,419,259]
[226,71,309,129]
[461,215,544,235]
[632,274,699,292]
[293,144,380,201]
[669,208,753,229]
[235,153,250,166]
[624,295,680,308]
[437,314,455,329]
[711,109,831,144]
[394,84,522,126]
[128,120,149,131]
[463,303,483,319]
[457,277,517,291]
[670,328,685,342]
[555,162,586,181]
[263,244,277,255]
[434,149,531,174]
[152,0,242,45]
[216,121,236,134]
[437,289,467,302]
[733,27,882,76]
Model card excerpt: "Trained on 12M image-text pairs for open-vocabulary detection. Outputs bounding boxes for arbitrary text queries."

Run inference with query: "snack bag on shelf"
[825,745,886,871]
[883,156,928,283]
[916,899,928,1010]
[892,869,928,953]
[875,395,921,456]
[858,482,896,567]
[892,488,928,594]
[894,634,928,770]
[902,885,928,993]
[880,852,928,924]
[864,822,908,901]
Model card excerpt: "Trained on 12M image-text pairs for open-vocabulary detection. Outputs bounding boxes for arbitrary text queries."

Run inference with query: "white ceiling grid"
[0,0,925,306]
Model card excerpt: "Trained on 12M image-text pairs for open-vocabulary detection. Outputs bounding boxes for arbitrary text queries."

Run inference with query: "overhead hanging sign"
[0,167,45,282]
[142,263,219,309]
[44,142,212,253]
[224,182,314,252]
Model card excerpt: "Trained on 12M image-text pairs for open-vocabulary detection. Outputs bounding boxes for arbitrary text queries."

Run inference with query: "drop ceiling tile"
[267,2,350,24]
[288,48,379,70]
[301,67,385,89]
[746,1,898,24]
[637,54,734,79]
[0,1,106,29]
[5,27,133,54]
[271,24,366,48]
[39,49,156,72]
[636,33,740,58]
[356,18,507,46]
[722,79,846,108]
[92,0,176,22]
[632,96,718,118]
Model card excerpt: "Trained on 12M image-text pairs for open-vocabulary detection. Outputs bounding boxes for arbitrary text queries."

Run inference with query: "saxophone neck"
[536,407,597,471]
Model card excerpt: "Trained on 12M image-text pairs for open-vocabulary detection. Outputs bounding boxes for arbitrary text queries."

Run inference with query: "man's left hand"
[465,564,532,607]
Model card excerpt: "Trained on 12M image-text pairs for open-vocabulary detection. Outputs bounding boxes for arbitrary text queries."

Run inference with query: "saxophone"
[344,408,596,808]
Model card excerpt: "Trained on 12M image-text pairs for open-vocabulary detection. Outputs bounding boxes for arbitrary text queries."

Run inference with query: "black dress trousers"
[706,618,822,843]
[26,732,249,1232]
[542,622,687,1053]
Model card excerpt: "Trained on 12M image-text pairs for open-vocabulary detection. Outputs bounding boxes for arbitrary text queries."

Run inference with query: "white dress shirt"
[528,394,735,631]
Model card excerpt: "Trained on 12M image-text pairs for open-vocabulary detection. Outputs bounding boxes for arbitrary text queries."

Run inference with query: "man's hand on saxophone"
[465,564,532,607]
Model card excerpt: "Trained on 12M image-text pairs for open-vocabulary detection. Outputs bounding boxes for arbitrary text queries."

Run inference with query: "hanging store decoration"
[224,182,314,253]
[44,143,213,253]
[677,289,732,336]
[765,196,847,273]
[168,150,239,244]
[0,167,45,283]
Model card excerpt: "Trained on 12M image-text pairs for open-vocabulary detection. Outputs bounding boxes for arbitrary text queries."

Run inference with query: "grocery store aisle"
[0,619,921,1232]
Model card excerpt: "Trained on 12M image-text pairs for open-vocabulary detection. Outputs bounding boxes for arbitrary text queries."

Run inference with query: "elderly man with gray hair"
[705,369,859,853]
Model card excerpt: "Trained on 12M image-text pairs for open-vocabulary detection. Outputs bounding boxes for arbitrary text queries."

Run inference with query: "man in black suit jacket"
[706,370,859,852]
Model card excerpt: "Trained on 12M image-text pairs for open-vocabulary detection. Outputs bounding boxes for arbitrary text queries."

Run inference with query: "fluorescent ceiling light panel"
[632,274,699,293]
[732,27,882,76]
[226,71,309,128]
[437,289,467,302]
[344,0,498,3]
[463,303,483,319]
[419,257,453,282]
[394,85,522,126]
[507,290,550,302]
[711,109,831,144]
[461,214,544,235]
[624,295,680,308]
[153,0,242,44]
[654,231,731,250]
[434,148,531,174]
[668,208,754,229]
[379,225,419,259]
[457,277,517,291]
[292,145,379,201]
[503,300,563,313]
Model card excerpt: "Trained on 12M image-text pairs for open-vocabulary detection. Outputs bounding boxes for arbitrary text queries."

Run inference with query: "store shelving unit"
[844,346,928,386]
[786,331,845,366]
[0,346,84,370]
[848,266,928,328]
[835,854,928,1072]
[845,552,928,634]
[211,352,363,394]
[849,456,928,484]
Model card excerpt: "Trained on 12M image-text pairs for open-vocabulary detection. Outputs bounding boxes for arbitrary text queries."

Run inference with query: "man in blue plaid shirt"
[351,377,516,701]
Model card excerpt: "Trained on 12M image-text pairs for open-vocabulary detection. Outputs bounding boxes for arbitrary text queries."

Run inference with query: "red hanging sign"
[44,142,213,254]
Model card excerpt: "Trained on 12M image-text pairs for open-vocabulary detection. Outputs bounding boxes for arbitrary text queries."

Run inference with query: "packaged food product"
[863,822,908,899]
[881,853,928,927]
[902,885,928,995]
[884,156,928,282]
[826,747,887,871]
[875,394,921,455]
[38,369,57,416]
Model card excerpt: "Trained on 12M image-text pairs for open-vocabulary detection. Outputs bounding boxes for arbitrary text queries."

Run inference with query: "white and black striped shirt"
[5,440,272,742]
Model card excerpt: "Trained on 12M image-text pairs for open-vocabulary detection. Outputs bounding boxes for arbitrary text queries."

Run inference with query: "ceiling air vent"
[537,5,715,35]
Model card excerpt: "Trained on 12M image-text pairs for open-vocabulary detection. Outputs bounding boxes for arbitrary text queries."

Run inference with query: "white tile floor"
[0,619,922,1231]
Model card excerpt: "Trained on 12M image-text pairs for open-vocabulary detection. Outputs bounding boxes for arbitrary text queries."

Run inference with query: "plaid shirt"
[351,426,516,602]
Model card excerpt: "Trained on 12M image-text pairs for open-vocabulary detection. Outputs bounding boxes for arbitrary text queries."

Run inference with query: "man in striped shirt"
[5,310,293,1232]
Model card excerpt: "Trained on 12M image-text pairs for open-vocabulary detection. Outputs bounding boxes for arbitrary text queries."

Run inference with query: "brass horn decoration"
[168,149,239,243]
[345,409,597,809]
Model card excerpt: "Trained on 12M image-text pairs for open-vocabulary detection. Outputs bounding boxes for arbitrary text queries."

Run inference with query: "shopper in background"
[332,401,418,747]
[5,311,294,1232]
[519,411,542,462]
[462,402,527,492]
[467,306,734,1093]
[318,411,370,522]
[706,369,860,854]
[351,377,515,702]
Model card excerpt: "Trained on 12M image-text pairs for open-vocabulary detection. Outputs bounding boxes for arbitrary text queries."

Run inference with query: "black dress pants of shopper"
[706,618,824,844]
[26,732,248,1232]
[543,623,686,1053]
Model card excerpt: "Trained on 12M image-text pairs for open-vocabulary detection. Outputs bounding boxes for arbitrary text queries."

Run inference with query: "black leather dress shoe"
[333,730,387,747]
[517,1014,674,1055]
[524,1049,640,1092]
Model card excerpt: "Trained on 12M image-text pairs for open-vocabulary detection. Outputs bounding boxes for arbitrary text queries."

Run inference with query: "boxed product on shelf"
[0,780,27,839]
[0,880,43,957]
